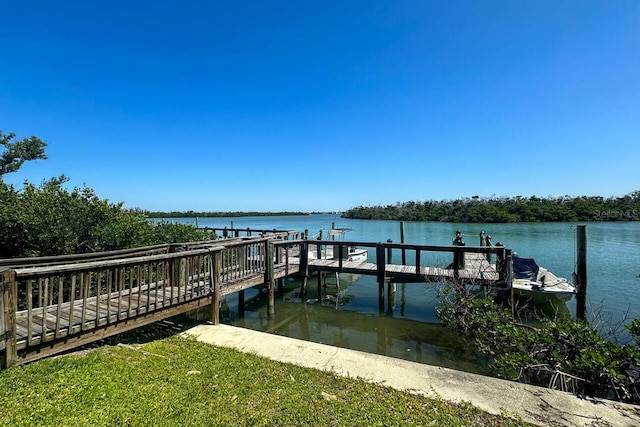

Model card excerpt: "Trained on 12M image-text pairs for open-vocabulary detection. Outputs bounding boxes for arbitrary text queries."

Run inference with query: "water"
[174,214,640,373]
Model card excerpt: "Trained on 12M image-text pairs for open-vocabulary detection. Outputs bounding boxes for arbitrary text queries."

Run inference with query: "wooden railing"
[299,240,513,284]
[1,234,511,369]
[0,244,173,269]
[0,236,305,368]
[197,227,303,240]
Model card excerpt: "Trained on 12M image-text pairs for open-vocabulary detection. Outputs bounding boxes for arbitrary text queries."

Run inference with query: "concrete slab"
[184,324,640,427]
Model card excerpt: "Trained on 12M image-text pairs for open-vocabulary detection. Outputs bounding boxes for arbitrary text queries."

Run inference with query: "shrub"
[437,288,640,403]
[0,177,215,258]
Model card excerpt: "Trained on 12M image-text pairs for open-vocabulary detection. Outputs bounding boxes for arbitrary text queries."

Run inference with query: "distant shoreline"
[342,193,640,223]
[146,211,316,218]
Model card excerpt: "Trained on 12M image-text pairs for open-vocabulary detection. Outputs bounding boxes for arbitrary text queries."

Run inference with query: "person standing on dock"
[453,230,465,246]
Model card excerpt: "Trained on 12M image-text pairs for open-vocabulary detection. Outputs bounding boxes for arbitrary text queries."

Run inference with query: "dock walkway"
[2,233,511,367]
[306,252,499,283]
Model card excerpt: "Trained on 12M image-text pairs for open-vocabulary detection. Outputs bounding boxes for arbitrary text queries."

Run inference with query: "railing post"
[376,243,386,309]
[1,270,17,369]
[496,246,505,283]
[505,249,514,318]
[210,250,222,325]
[275,243,284,296]
[300,241,309,297]
[266,242,275,318]
[169,244,187,303]
[452,230,465,273]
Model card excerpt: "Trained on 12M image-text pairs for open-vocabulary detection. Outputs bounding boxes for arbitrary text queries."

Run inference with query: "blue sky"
[1,1,638,212]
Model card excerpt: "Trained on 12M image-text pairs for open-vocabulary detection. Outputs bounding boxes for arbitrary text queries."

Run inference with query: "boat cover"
[513,256,539,281]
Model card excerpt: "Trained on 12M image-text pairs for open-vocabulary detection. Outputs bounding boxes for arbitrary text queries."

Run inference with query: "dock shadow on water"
[211,276,498,376]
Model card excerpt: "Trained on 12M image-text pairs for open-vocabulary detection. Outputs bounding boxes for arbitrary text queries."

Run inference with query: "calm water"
[175,214,640,373]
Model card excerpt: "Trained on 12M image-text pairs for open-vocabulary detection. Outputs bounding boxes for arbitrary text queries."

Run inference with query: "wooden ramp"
[12,267,295,351]
[2,238,301,366]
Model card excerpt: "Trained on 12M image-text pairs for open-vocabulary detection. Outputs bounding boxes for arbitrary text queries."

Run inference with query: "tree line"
[146,210,309,218]
[343,193,640,223]
[0,130,214,258]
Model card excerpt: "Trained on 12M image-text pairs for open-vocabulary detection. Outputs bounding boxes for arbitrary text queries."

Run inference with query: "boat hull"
[512,278,576,303]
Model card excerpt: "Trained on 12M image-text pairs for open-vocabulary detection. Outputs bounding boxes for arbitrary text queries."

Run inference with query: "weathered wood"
[55,276,63,335]
[0,272,5,355]
[2,236,510,368]
[2,270,17,369]
[18,296,215,365]
[376,244,386,308]
[387,281,396,312]
[0,244,171,269]
[576,225,587,321]
[27,279,33,346]
[211,251,222,325]
[267,242,275,317]
[400,221,406,265]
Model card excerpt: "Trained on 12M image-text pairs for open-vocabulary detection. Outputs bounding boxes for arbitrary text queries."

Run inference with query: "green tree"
[0,177,215,258]
[0,130,47,177]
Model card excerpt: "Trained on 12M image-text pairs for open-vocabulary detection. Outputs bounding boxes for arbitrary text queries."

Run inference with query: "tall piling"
[400,221,406,265]
[576,225,588,321]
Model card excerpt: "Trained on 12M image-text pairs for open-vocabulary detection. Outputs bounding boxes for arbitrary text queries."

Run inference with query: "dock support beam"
[237,290,245,316]
[387,281,396,313]
[576,225,588,322]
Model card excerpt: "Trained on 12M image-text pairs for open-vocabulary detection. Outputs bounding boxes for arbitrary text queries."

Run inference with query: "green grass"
[0,336,530,426]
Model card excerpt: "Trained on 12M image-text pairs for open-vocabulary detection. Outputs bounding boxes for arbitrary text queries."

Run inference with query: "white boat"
[308,228,368,263]
[511,256,576,302]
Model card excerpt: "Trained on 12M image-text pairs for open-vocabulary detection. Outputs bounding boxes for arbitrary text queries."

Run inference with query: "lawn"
[0,331,530,426]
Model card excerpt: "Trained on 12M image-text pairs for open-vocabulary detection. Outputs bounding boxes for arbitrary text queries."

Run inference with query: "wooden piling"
[376,244,386,309]
[266,242,275,317]
[400,221,406,265]
[300,241,309,297]
[387,281,396,313]
[238,290,245,315]
[1,270,17,369]
[505,249,514,318]
[210,251,222,325]
[276,245,284,296]
[576,225,588,321]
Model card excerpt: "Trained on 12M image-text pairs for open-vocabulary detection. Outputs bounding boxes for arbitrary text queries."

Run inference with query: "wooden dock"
[1,232,512,368]
[305,253,499,283]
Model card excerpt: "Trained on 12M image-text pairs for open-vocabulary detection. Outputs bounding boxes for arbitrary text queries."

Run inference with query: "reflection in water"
[222,276,497,376]
[185,215,640,344]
